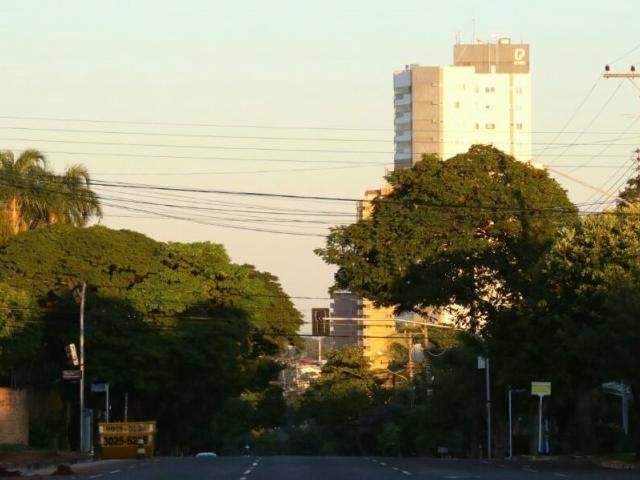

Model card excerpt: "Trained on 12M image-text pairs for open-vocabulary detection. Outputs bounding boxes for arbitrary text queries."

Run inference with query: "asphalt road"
[63,455,637,480]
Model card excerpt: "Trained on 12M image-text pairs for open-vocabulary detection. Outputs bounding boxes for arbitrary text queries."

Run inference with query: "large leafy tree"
[0,150,101,241]
[0,224,301,452]
[298,346,381,454]
[487,211,640,455]
[317,146,577,328]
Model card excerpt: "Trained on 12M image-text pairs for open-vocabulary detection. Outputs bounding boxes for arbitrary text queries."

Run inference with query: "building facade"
[394,38,531,169]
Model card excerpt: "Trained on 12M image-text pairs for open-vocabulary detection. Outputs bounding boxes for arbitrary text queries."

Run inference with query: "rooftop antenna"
[472,16,476,43]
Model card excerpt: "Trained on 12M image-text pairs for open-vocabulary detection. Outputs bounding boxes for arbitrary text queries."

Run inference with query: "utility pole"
[485,357,491,459]
[79,282,87,454]
[406,332,414,381]
[603,65,640,94]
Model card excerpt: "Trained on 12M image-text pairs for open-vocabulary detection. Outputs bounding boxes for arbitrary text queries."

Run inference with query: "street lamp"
[384,369,414,410]
[507,387,526,459]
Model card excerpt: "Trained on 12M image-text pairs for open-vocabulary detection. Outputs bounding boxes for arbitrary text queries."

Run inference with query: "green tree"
[487,211,640,455]
[0,150,101,241]
[0,224,301,452]
[298,347,381,454]
[0,283,42,387]
[317,146,577,329]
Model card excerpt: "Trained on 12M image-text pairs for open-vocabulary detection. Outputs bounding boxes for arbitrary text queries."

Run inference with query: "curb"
[597,460,638,471]
[19,456,94,476]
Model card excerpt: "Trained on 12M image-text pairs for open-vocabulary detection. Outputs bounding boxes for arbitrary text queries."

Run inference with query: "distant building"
[394,37,531,169]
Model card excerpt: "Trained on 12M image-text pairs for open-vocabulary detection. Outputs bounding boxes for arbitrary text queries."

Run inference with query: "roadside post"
[477,356,491,459]
[531,381,551,454]
[507,387,526,459]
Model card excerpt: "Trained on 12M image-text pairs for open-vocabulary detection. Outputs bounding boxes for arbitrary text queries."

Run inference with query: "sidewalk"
[0,449,91,476]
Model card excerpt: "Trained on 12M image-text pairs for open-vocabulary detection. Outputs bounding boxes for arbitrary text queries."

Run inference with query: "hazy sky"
[1,1,639,330]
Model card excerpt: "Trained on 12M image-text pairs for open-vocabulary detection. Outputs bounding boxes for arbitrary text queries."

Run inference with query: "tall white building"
[394,38,531,169]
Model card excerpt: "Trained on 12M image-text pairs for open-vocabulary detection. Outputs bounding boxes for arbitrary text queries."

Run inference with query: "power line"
[0,136,393,155]
[2,114,640,135]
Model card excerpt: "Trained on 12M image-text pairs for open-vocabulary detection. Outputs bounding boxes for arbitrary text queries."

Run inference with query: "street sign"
[91,383,109,393]
[477,356,487,369]
[531,381,551,397]
[311,308,330,337]
[531,381,551,454]
[62,369,82,381]
[65,344,79,366]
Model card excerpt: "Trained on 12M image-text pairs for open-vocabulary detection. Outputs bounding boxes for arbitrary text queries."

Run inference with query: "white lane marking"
[109,470,121,474]
[380,462,387,466]
[372,459,378,463]
[240,477,247,480]
[252,462,258,466]
[523,467,538,472]
[554,474,569,478]
[244,469,252,474]
[401,470,412,476]
[89,475,102,479]
[392,467,400,471]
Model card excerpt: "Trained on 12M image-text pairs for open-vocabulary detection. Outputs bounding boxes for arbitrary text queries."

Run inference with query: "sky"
[1,1,639,331]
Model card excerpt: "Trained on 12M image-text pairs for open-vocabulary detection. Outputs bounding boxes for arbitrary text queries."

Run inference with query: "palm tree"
[0,149,101,241]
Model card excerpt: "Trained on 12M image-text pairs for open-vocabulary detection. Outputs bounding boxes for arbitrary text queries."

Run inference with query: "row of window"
[456,84,525,94]
[476,123,524,130]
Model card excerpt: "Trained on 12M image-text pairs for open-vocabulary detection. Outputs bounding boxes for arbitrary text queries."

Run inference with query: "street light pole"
[508,387,513,459]
[79,282,87,454]
[486,357,491,459]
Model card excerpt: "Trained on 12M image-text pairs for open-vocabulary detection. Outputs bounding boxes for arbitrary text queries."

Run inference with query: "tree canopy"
[317,146,577,328]
[0,224,301,452]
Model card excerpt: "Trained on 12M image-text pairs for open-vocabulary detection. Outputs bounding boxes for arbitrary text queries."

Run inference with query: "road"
[63,455,637,480]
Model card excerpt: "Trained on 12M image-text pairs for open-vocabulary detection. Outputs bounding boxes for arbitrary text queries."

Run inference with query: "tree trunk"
[7,196,21,235]
[574,388,597,453]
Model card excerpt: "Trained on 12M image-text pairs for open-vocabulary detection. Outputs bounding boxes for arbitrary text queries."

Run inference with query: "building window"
[475,123,480,130]
[516,123,523,130]
[486,123,496,129]
[485,87,495,93]
[454,101,460,108]
[515,87,523,95]
[485,104,492,110]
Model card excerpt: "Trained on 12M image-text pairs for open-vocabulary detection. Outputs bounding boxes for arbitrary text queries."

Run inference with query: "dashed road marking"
[380,462,387,466]
[392,467,400,471]
[554,474,569,478]
[401,470,412,476]
[89,475,102,479]
[244,469,252,474]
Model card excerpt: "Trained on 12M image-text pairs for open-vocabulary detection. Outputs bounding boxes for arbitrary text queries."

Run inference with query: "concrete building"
[394,38,531,169]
